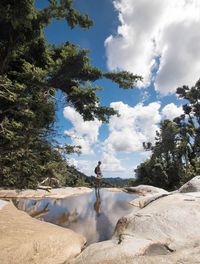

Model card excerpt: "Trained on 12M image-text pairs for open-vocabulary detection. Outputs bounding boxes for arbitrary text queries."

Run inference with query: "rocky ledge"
[0,200,86,264]
[0,187,92,199]
[71,176,200,264]
[1,177,200,264]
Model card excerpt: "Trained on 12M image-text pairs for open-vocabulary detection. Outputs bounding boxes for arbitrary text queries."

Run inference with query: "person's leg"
[97,186,100,197]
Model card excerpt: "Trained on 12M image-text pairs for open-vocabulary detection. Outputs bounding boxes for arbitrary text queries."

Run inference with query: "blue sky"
[36,0,200,178]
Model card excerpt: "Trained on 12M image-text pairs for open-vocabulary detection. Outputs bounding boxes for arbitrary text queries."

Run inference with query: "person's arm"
[99,166,102,176]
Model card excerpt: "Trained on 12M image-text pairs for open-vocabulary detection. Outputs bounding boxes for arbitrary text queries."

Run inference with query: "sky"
[36,0,200,179]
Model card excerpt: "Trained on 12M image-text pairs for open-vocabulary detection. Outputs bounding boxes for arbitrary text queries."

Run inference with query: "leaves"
[136,79,200,190]
[0,0,141,188]
[104,71,142,89]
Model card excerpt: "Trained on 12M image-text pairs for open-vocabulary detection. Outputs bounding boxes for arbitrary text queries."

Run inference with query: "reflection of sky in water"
[16,189,136,245]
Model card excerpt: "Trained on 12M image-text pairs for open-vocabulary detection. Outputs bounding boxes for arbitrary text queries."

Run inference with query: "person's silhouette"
[94,187,101,216]
[94,161,102,188]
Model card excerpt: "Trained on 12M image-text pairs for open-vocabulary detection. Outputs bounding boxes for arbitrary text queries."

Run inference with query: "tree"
[135,79,200,190]
[136,120,181,189]
[0,0,141,188]
[175,79,200,182]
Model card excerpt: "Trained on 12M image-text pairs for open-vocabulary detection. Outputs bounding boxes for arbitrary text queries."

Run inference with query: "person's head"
[98,161,101,165]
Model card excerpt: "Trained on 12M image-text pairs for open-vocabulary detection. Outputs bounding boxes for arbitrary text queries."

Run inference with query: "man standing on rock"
[94,161,102,188]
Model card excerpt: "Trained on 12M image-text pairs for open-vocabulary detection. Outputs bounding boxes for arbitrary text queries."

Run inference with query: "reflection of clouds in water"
[15,190,136,245]
[45,192,99,244]
[16,199,50,218]
[94,189,113,241]
[69,195,97,243]
[46,194,91,220]
[99,191,133,230]
[55,208,79,225]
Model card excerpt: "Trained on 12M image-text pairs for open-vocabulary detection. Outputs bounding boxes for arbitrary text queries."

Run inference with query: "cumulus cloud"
[103,101,161,153]
[101,151,125,172]
[67,158,96,176]
[101,113,157,175]
[105,0,200,94]
[161,103,184,120]
[63,103,184,176]
[63,106,102,154]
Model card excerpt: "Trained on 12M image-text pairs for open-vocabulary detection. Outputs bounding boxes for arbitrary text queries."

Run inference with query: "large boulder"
[125,185,169,209]
[179,175,200,193]
[0,201,86,264]
[129,193,169,208]
[71,192,200,264]
[124,185,168,196]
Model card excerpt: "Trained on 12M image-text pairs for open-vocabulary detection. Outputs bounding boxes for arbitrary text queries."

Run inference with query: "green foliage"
[135,79,200,190]
[0,0,140,188]
[104,71,142,89]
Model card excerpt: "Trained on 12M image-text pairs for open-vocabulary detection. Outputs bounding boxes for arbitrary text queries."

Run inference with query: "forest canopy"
[134,79,200,190]
[0,0,141,188]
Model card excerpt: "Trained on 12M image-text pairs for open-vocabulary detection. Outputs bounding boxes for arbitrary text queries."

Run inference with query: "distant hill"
[64,166,133,188]
[102,177,132,187]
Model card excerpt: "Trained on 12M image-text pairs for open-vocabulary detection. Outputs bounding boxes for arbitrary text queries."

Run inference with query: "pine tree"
[0,1,141,188]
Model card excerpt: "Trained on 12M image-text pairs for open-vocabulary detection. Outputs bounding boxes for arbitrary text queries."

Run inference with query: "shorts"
[96,174,102,180]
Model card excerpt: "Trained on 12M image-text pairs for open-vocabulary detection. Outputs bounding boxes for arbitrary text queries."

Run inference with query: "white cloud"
[64,102,184,177]
[105,0,200,94]
[63,104,159,176]
[63,106,102,154]
[101,151,125,172]
[103,101,161,153]
[67,158,96,176]
[161,103,184,120]
[155,21,200,94]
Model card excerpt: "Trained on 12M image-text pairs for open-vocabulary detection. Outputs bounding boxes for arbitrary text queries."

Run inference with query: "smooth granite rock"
[179,175,200,193]
[129,192,169,208]
[2,177,200,264]
[0,201,86,264]
[124,185,168,196]
[71,192,200,264]
[0,187,92,199]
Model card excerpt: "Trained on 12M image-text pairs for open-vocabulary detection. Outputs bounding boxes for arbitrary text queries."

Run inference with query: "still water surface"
[15,188,136,244]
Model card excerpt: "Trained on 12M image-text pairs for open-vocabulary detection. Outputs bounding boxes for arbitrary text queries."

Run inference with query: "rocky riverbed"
[0,186,92,199]
[1,176,200,264]
[0,200,86,264]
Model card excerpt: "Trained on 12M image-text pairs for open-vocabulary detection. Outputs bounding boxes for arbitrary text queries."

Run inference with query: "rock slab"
[0,187,92,199]
[0,201,86,264]
[71,192,200,264]
[179,175,200,193]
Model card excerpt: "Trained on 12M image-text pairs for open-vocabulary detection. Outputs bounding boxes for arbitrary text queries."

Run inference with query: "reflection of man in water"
[94,161,102,188]
[94,187,101,216]
[93,188,113,242]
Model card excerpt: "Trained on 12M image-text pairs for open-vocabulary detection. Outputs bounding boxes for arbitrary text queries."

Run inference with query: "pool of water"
[14,188,136,245]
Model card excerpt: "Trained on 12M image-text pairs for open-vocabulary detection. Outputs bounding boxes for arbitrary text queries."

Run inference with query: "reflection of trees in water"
[55,208,79,226]
[15,199,50,218]
[12,198,20,208]
[30,202,49,218]
[94,188,113,241]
